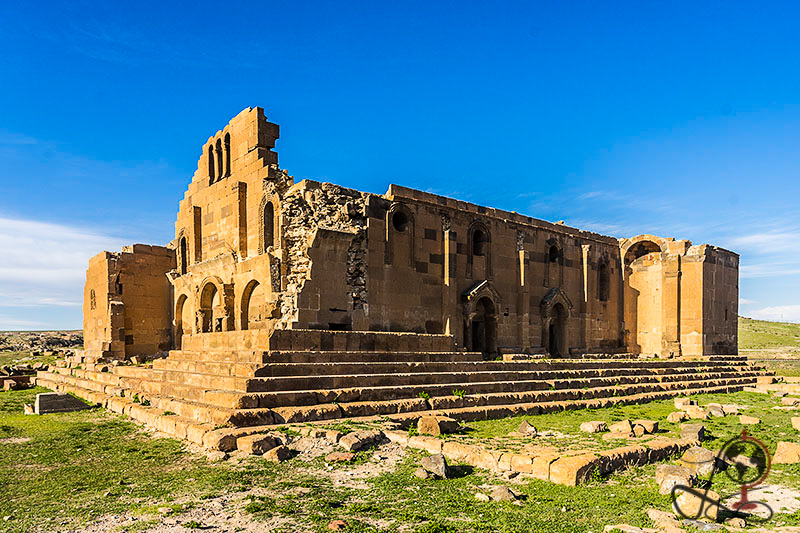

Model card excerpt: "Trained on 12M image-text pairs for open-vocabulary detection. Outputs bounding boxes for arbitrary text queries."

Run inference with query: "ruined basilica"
[83,107,739,360]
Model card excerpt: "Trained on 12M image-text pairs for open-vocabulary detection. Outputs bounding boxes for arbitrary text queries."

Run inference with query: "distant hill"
[739,317,800,354]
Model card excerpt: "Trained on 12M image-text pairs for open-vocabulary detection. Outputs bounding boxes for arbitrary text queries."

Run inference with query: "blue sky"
[1,1,799,329]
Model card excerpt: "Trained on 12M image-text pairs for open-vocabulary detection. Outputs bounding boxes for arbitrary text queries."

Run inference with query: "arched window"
[215,138,223,182]
[392,210,409,232]
[598,261,610,302]
[548,244,560,263]
[224,133,231,177]
[208,144,216,183]
[179,236,188,275]
[472,228,488,256]
[263,202,274,250]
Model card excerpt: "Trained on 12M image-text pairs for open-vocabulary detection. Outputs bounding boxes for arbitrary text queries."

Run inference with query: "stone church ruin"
[36,107,758,453]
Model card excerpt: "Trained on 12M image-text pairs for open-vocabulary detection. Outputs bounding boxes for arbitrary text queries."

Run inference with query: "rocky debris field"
[0,330,82,354]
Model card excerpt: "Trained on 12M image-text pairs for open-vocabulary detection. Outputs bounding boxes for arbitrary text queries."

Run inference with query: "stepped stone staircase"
[34,330,771,452]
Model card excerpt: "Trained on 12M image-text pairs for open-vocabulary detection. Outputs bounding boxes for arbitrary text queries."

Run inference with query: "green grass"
[0,350,59,367]
[740,317,800,352]
[3,386,800,531]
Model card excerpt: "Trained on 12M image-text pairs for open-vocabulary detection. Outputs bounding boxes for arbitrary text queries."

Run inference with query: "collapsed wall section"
[82,245,175,360]
[278,181,368,330]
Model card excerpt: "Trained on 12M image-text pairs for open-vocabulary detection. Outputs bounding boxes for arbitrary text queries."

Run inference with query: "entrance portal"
[546,302,568,356]
[470,296,497,355]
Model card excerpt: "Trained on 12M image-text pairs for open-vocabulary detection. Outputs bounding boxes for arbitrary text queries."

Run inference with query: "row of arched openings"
[208,133,232,184]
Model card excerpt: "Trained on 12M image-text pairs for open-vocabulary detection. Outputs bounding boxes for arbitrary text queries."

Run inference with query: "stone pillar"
[581,244,591,352]
[661,255,682,356]
[517,245,530,352]
[441,215,459,345]
[235,182,248,259]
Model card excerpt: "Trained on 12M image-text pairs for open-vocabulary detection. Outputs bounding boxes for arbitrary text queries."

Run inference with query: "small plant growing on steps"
[418,391,430,400]
[452,389,466,398]
[163,411,176,416]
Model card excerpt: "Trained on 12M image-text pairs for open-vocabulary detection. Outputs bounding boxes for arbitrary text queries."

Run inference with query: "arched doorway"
[548,302,568,356]
[240,280,265,330]
[470,296,497,356]
[199,283,220,333]
[175,294,188,349]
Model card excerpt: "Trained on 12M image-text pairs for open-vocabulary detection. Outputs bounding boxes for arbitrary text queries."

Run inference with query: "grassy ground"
[740,317,800,353]
[2,386,800,532]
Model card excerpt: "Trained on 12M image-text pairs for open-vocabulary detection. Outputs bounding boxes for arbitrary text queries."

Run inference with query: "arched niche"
[384,203,415,266]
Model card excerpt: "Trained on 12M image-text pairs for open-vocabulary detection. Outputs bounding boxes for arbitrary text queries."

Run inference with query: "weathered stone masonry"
[82,107,738,360]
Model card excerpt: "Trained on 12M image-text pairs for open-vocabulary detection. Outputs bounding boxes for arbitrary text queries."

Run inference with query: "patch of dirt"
[0,437,31,444]
[722,483,800,516]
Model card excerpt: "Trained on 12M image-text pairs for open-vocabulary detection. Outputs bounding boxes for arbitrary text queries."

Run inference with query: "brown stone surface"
[673,487,719,520]
[549,453,599,486]
[418,415,459,436]
[773,441,800,464]
[739,415,761,425]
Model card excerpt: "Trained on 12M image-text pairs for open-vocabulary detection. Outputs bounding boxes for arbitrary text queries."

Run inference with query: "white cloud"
[0,216,128,309]
[729,232,800,256]
[746,305,800,324]
[739,298,756,305]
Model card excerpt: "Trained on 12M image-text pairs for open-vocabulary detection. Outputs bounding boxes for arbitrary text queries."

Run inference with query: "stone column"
[661,255,682,357]
[581,244,591,352]
[517,233,530,352]
[441,215,459,345]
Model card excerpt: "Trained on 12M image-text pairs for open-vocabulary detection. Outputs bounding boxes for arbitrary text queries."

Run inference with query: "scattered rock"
[414,467,432,479]
[339,430,383,452]
[633,420,658,434]
[774,391,788,398]
[205,451,227,462]
[23,403,34,415]
[667,411,688,423]
[655,464,696,495]
[632,425,646,437]
[490,486,517,502]
[646,508,684,533]
[773,441,800,464]
[685,405,708,420]
[609,420,633,433]
[722,404,739,415]
[679,447,724,477]
[579,421,607,433]
[325,452,355,463]
[418,415,460,436]
[674,398,697,409]
[673,487,720,520]
[263,445,291,463]
[420,453,449,478]
[157,507,172,515]
[739,415,761,425]
[602,431,635,441]
[328,520,348,530]
[3,380,19,391]
[680,423,706,442]
[475,492,490,501]
[792,417,800,431]
[237,433,281,455]
[724,517,746,528]
[706,405,725,418]
[782,397,800,406]
[517,420,538,436]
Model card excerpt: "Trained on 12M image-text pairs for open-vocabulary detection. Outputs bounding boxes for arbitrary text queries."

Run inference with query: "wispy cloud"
[745,305,800,324]
[0,216,128,310]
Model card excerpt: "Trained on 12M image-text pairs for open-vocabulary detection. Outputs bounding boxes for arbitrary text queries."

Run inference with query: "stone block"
[608,420,633,433]
[580,421,607,433]
[655,464,696,495]
[420,453,449,478]
[237,433,281,455]
[672,487,719,520]
[739,415,761,425]
[666,411,688,423]
[549,453,598,486]
[34,393,91,414]
[417,415,459,436]
[680,423,706,442]
[773,441,800,464]
[264,445,291,463]
[792,417,800,431]
[339,430,383,452]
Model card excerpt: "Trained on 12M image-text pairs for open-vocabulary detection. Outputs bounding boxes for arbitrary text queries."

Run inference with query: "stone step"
[249,360,758,378]
[166,349,485,364]
[241,367,766,392]
[243,379,758,425]
[240,372,765,408]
